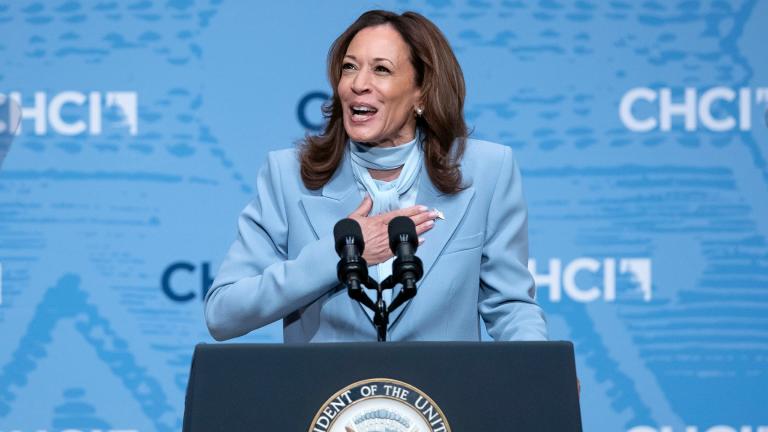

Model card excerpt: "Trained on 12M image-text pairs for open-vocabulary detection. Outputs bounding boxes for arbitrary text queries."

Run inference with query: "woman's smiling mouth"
[350,103,379,121]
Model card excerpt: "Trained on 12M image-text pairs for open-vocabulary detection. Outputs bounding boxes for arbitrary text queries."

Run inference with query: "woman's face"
[338,24,421,147]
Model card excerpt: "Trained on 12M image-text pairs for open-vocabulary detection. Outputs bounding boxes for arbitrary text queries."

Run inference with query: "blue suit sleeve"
[204,153,338,341]
[478,146,548,341]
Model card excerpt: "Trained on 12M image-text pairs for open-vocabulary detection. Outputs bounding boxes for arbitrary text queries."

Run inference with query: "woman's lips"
[351,112,376,122]
[349,105,378,123]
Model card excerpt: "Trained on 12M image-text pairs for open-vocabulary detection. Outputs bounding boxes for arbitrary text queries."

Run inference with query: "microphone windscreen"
[388,216,418,252]
[333,218,365,256]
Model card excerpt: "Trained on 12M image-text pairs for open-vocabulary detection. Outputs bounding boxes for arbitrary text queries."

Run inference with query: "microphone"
[333,218,369,297]
[387,216,423,311]
[334,218,365,257]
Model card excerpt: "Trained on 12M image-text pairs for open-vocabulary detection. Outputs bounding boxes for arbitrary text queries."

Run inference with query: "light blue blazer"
[205,139,548,342]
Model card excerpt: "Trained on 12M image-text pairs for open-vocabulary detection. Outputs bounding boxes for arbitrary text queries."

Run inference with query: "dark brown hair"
[299,10,468,194]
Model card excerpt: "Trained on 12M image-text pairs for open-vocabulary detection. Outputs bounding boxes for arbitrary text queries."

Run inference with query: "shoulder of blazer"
[461,138,510,166]
[262,147,307,192]
[265,147,301,171]
[459,139,514,187]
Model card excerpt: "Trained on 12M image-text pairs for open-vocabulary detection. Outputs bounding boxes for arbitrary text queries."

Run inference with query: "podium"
[183,341,582,431]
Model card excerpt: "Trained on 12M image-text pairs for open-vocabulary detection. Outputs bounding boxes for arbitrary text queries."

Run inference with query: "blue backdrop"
[1,1,767,431]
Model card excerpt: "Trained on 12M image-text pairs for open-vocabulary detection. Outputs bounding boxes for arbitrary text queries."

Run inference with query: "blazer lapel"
[299,157,377,324]
[389,176,476,328]
[299,157,360,241]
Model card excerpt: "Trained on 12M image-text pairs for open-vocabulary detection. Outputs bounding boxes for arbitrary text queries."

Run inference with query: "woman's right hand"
[348,195,436,265]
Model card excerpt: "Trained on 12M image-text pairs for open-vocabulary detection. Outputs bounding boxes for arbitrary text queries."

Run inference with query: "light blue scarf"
[349,130,423,216]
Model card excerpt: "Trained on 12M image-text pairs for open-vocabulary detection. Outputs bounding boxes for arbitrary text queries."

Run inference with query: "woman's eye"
[342,63,356,71]
[374,65,391,73]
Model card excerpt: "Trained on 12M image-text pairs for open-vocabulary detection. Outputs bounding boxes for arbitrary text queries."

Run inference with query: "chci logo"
[309,378,451,432]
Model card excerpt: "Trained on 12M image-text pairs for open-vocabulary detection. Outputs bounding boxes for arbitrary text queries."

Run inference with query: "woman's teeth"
[351,105,378,118]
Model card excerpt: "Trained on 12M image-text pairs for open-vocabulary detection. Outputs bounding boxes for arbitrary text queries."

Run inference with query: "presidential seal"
[309,378,451,432]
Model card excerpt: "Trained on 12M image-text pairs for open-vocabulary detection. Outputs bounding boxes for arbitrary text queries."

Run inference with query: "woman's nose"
[351,70,371,94]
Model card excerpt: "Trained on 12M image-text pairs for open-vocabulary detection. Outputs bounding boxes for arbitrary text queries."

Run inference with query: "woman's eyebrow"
[372,57,395,66]
[344,54,394,66]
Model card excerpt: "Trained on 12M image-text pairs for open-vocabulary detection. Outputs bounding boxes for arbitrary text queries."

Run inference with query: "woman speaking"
[205,10,547,342]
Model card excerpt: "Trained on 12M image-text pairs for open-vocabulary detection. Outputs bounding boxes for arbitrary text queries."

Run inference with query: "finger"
[410,210,437,226]
[350,195,373,217]
[385,204,429,221]
[415,219,435,235]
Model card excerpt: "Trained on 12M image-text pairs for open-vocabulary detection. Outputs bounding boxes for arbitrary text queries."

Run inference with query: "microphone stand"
[379,247,422,338]
[382,276,417,315]
[335,218,420,342]
[363,276,419,343]
[337,237,421,342]
[345,276,416,342]
[344,275,389,342]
